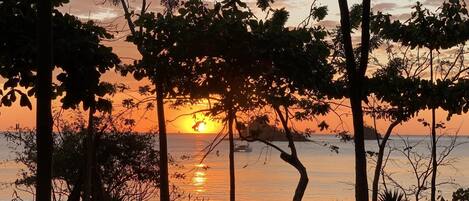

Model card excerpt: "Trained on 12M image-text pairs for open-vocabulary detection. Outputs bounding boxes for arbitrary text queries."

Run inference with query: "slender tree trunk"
[371,120,400,201]
[337,0,371,199]
[416,188,421,201]
[228,108,236,201]
[36,0,53,200]
[84,106,96,201]
[430,49,437,201]
[357,0,371,199]
[118,2,170,200]
[279,153,308,201]
[156,81,170,201]
[350,92,369,201]
[274,106,309,201]
[294,165,308,201]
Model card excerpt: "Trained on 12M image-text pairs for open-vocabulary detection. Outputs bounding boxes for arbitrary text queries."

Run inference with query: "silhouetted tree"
[372,2,469,200]
[159,1,261,199]
[335,0,373,200]
[200,3,320,200]
[139,2,264,200]
[367,57,430,201]
[107,1,180,199]
[164,2,332,200]
[129,2,323,200]
[4,115,162,201]
[380,135,461,201]
[0,1,119,200]
[36,0,53,199]
[243,6,332,200]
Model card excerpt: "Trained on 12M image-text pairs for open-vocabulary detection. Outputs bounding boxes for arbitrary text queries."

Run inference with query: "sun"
[197,122,206,132]
[192,121,207,133]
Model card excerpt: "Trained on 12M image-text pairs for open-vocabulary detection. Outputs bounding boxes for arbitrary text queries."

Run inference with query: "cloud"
[391,13,411,21]
[397,0,444,9]
[58,0,123,21]
[423,0,444,6]
[73,7,119,21]
[372,3,398,12]
[318,20,339,29]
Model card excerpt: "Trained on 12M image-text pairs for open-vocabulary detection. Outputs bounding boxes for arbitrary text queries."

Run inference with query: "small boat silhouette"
[234,143,252,152]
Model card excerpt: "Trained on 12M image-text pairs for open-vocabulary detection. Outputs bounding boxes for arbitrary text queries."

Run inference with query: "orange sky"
[2,0,469,135]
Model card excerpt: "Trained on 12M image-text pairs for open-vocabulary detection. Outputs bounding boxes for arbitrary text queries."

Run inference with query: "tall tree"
[170,1,260,199]
[243,7,332,200]
[159,2,332,200]
[36,0,53,200]
[0,1,119,200]
[153,2,332,200]
[367,57,429,201]
[108,0,176,199]
[129,1,275,200]
[372,2,469,199]
[170,2,256,200]
[336,0,372,200]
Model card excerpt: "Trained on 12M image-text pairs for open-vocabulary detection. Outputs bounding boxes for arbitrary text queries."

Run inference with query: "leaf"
[1,96,12,107]
[256,0,273,11]
[20,94,32,110]
[312,6,328,21]
[9,91,16,103]
[97,98,113,113]
[318,121,329,131]
[27,88,35,97]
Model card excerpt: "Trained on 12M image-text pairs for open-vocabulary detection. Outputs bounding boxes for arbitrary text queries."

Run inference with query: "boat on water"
[234,143,252,152]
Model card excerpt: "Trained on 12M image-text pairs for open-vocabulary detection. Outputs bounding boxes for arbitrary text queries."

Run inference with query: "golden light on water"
[195,189,206,193]
[192,174,207,186]
[195,171,206,177]
[192,164,208,193]
[194,163,207,168]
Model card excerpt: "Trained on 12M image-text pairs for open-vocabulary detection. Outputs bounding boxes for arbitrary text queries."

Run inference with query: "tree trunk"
[118,2,170,200]
[337,0,371,199]
[156,81,170,201]
[371,120,400,201]
[274,106,308,201]
[357,0,371,199]
[350,93,369,201]
[280,153,309,201]
[228,108,236,201]
[295,165,308,201]
[36,0,53,200]
[92,133,109,201]
[84,106,96,201]
[430,49,437,201]
[67,176,82,201]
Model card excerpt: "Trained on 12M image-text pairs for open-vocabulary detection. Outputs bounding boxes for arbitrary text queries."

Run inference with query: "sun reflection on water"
[194,163,206,168]
[192,164,208,193]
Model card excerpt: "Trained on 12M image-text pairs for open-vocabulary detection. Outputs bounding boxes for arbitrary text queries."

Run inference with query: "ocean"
[1,133,468,201]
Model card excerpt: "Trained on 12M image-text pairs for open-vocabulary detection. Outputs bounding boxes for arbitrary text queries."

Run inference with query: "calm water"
[1,134,468,201]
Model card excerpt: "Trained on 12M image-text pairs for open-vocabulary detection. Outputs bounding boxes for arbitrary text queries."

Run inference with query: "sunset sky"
[1,0,468,135]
